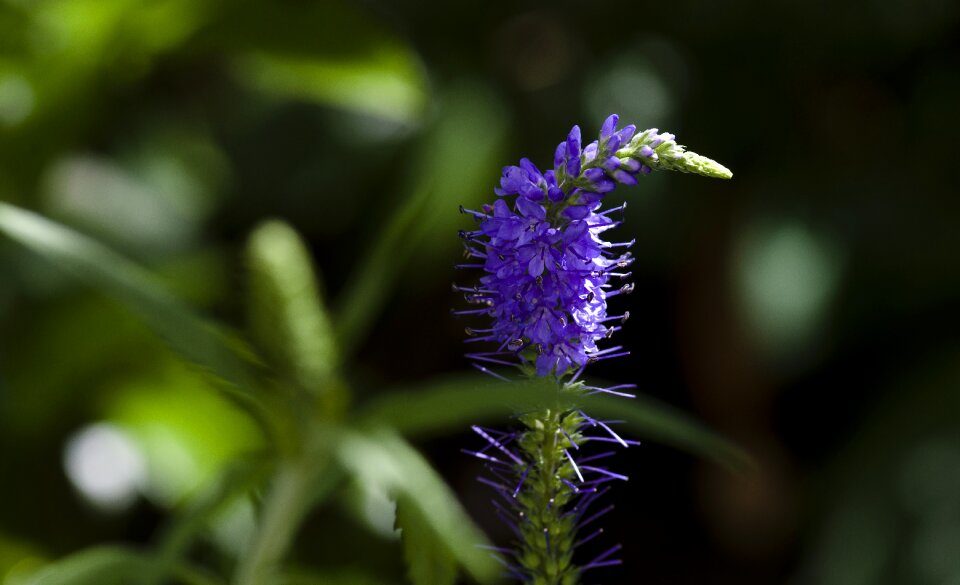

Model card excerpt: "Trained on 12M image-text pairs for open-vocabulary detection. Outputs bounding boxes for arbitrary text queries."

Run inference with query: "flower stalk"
[458,115,730,583]
[513,405,584,584]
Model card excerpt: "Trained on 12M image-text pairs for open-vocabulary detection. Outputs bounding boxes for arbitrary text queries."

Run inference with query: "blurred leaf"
[41,127,230,257]
[219,0,427,124]
[356,375,559,433]
[280,568,396,585]
[395,498,457,585]
[1,295,158,435]
[234,438,342,585]
[335,428,500,584]
[334,82,507,358]
[22,546,223,585]
[0,202,260,394]
[105,359,264,506]
[0,532,45,582]
[578,391,753,472]
[246,220,344,414]
[357,373,751,471]
[143,459,271,585]
[237,52,425,125]
[0,0,212,188]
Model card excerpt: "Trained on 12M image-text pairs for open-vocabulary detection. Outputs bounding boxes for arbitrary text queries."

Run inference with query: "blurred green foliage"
[0,200,743,582]
[1,0,958,584]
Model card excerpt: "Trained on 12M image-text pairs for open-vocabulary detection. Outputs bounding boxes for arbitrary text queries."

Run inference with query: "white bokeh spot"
[63,423,147,513]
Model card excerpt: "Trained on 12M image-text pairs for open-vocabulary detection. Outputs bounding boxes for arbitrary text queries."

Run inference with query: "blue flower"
[457,116,731,583]
[458,115,732,379]
[458,114,700,378]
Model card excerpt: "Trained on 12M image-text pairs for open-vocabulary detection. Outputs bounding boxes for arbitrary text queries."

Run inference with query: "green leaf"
[333,82,507,358]
[578,392,753,472]
[356,374,560,435]
[0,202,259,394]
[395,497,457,585]
[105,357,265,507]
[356,373,752,471]
[22,546,223,585]
[236,51,425,125]
[216,0,427,124]
[23,547,143,585]
[234,436,342,585]
[280,569,396,585]
[246,220,344,415]
[142,459,271,585]
[334,428,500,584]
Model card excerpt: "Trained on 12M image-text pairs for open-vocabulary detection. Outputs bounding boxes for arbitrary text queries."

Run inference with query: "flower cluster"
[457,115,730,584]
[457,115,730,379]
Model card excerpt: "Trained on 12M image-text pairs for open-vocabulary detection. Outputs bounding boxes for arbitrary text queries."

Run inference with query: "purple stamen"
[564,449,584,482]
[576,451,616,464]
[559,427,579,450]
[580,466,629,481]
[466,354,517,366]
[471,363,510,381]
[575,528,604,548]
[582,436,642,446]
[472,426,526,465]
[475,476,509,492]
[579,504,615,529]
[513,465,530,497]
[462,449,508,466]
[586,387,636,398]
[583,544,623,571]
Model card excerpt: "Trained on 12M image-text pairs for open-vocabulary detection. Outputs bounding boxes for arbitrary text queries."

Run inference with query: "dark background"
[1,0,959,583]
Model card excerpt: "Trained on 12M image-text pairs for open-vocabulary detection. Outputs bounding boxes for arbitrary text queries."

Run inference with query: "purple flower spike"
[459,115,730,379]
[458,115,732,585]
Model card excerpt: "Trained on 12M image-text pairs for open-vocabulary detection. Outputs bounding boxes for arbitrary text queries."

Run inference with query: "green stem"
[233,441,336,585]
[516,407,583,585]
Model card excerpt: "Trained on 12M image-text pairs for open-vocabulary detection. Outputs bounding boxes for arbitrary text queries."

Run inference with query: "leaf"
[236,51,425,125]
[233,437,342,585]
[23,547,144,585]
[395,497,457,585]
[215,0,427,124]
[334,428,500,584]
[356,374,561,435]
[142,459,272,585]
[22,546,223,585]
[356,373,752,471]
[246,220,344,414]
[0,202,260,394]
[578,392,753,472]
[333,82,507,358]
[280,569,396,585]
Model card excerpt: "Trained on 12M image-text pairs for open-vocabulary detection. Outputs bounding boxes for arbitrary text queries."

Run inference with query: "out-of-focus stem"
[233,440,334,585]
